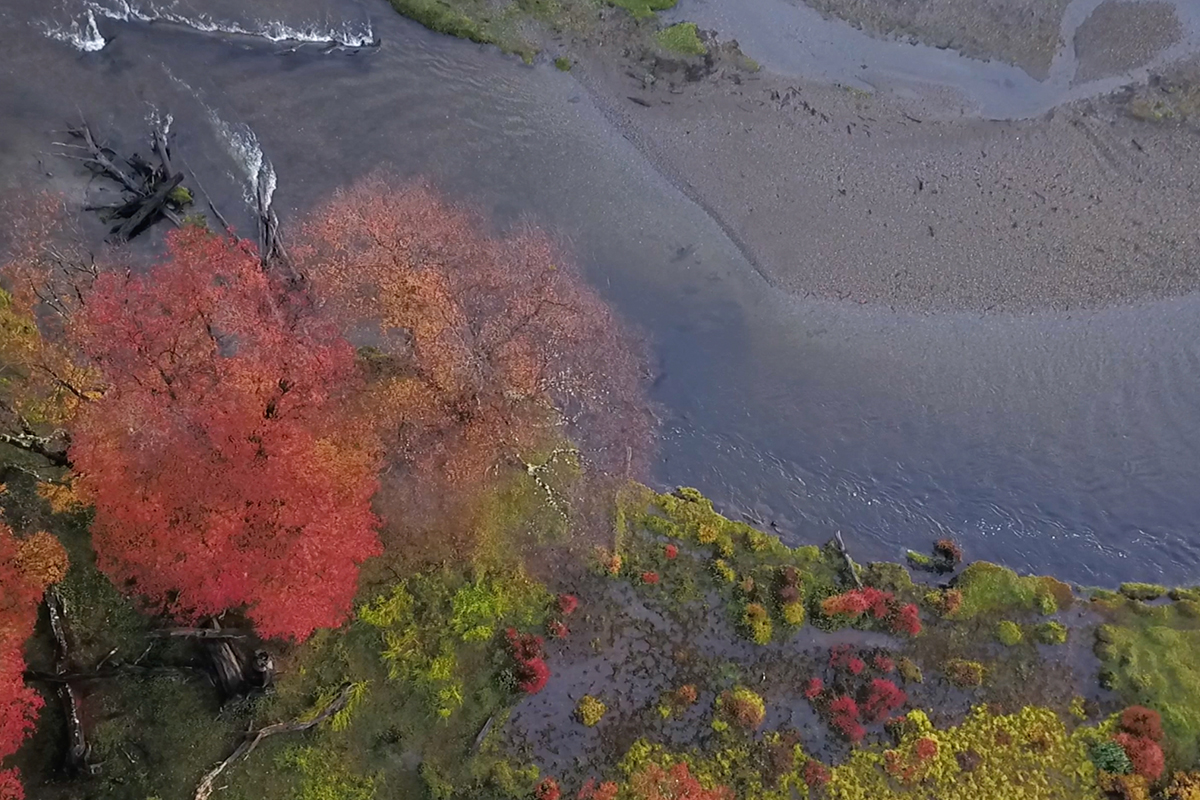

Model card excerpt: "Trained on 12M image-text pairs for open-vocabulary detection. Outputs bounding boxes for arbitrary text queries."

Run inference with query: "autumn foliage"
[0,522,68,799]
[67,228,381,641]
[296,177,651,560]
[628,762,732,800]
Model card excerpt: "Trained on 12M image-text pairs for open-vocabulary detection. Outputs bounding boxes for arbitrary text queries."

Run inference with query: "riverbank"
[16,477,1200,799]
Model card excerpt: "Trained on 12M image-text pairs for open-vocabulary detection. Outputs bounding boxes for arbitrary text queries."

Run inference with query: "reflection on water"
[6,0,1200,584]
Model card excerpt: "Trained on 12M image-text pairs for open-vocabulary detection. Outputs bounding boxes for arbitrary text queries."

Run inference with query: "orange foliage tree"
[295,177,652,558]
[64,227,381,641]
[0,523,68,800]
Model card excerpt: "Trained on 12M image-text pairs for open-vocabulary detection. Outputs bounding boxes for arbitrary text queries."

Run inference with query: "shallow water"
[5,0,1200,585]
[667,0,1200,118]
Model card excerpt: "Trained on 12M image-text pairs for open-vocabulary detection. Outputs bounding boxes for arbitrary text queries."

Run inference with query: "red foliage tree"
[67,228,381,641]
[1114,732,1164,781]
[629,762,732,800]
[295,177,652,563]
[0,524,68,799]
[1119,706,1164,742]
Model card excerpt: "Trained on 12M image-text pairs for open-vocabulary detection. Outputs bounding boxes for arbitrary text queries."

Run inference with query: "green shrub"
[898,657,924,684]
[781,600,805,627]
[741,602,772,644]
[1034,621,1068,645]
[996,620,1023,646]
[554,56,571,71]
[576,695,607,726]
[944,659,985,687]
[1120,582,1168,601]
[1089,740,1133,774]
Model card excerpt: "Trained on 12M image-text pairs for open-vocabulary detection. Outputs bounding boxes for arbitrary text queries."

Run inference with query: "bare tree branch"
[193,684,354,800]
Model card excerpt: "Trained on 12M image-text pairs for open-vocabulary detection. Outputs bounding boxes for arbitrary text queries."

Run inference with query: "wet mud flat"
[573,48,1200,312]
[493,486,1187,799]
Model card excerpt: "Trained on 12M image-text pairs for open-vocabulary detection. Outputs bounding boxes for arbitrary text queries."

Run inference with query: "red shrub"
[506,629,544,661]
[829,644,855,669]
[517,657,550,693]
[547,620,569,639]
[642,571,660,585]
[674,684,698,706]
[629,762,732,800]
[558,594,579,615]
[1119,706,1164,742]
[914,737,939,760]
[934,538,963,565]
[848,657,866,676]
[664,544,678,560]
[506,628,550,693]
[862,679,907,722]
[1114,733,1164,781]
[579,780,619,800]
[536,777,561,800]
[890,604,922,637]
[821,587,894,619]
[804,677,824,700]
[873,654,895,673]
[802,760,831,788]
[830,695,865,742]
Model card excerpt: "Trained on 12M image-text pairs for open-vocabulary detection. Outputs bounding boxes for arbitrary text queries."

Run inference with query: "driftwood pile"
[56,120,190,242]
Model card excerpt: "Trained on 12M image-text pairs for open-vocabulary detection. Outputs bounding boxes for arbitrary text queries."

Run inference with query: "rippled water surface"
[4,0,1200,585]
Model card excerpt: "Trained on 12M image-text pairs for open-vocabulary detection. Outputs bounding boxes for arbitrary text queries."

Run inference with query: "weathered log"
[192,684,354,800]
[46,587,98,775]
[112,172,183,242]
[149,627,250,640]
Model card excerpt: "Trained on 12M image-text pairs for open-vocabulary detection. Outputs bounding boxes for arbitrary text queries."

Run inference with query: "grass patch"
[1095,597,1200,762]
[951,561,1072,619]
[384,0,538,61]
[608,0,677,20]
[656,22,706,55]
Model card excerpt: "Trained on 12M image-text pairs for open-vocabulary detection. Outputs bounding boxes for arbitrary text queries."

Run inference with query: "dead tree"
[54,120,190,242]
[45,587,99,776]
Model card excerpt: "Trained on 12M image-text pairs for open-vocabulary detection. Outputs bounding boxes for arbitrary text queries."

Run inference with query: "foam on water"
[44,8,107,51]
[90,0,377,48]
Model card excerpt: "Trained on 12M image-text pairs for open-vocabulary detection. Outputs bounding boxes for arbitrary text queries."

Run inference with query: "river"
[4,0,1200,585]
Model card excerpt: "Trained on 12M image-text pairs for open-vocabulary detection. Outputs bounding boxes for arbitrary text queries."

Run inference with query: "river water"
[4,0,1200,585]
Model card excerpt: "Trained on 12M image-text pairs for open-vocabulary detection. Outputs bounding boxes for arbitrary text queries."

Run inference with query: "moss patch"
[656,22,706,55]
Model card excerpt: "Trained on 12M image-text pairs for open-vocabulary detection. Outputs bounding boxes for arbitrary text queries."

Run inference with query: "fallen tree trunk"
[46,587,97,776]
[113,173,183,242]
[193,684,354,800]
[149,627,250,640]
